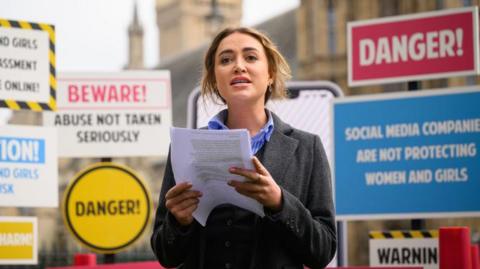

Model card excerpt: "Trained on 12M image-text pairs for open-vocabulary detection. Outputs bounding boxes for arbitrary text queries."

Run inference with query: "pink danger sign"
[348,7,480,87]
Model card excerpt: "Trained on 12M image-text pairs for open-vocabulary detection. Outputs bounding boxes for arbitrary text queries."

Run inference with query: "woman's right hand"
[165,182,202,226]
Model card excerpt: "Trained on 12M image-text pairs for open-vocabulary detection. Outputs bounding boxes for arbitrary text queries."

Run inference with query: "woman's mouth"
[230,77,251,85]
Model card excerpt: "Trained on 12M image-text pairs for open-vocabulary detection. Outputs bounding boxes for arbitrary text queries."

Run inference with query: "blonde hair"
[201,27,291,104]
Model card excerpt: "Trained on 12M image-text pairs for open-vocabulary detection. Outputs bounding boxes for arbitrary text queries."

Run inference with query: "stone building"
[156,0,242,61]
[297,0,480,96]
[127,2,145,70]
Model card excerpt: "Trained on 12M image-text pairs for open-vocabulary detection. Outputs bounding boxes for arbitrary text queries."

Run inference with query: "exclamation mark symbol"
[33,141,39,162]
[135,200,140,214]
[142,85,146,102]
[456,28,463,56]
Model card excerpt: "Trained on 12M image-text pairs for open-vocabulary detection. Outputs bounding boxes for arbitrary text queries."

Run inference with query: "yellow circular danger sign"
[62,162,152,253]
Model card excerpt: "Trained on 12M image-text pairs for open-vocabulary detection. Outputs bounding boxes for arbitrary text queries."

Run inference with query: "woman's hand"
[228,157,283,212]
[165,182,202,226]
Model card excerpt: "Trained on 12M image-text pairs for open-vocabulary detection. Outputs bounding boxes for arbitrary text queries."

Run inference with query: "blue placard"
[334,88,480,219]
[0,137,45,164]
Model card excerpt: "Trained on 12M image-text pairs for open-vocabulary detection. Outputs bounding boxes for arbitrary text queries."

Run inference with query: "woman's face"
[214,32,271,107]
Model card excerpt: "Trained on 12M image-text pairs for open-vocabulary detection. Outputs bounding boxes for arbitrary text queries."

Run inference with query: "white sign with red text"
[348,7,479,87]
[43,71,172,157]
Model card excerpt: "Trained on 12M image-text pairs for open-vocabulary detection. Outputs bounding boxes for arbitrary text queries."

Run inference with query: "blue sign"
[0,137,45,164]
[334,88,480,219]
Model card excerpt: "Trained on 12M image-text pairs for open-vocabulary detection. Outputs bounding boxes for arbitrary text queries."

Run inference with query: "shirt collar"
[207,109,275,141]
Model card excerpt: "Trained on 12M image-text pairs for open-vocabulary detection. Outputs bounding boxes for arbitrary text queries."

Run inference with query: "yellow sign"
[63,163,152,253]
[0,217,37,265]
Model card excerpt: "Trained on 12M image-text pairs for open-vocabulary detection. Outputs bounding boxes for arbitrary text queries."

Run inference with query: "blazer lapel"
[259,113,298,186]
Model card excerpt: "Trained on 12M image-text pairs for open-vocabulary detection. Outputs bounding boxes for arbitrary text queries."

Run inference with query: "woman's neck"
[226,105,267,137]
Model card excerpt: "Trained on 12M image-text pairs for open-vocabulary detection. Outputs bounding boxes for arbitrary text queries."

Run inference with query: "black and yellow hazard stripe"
[369,230,439,239]
[0,19,56,111]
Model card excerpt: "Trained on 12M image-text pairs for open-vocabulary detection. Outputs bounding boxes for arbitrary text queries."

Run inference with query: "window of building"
[327,0,336,55]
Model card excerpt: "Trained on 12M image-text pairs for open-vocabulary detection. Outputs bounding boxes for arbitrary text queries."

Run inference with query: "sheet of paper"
[170,127,265,226]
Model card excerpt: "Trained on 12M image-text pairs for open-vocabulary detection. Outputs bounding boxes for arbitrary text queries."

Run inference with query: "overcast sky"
[0,0,299,71]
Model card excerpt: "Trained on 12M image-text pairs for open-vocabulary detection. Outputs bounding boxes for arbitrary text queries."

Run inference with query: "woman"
[151,27,336,269]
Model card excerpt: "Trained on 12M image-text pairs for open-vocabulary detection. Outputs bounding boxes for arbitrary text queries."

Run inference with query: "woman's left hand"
[228,156,282,212]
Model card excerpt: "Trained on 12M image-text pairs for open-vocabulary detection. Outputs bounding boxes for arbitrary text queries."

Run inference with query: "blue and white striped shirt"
[207,109,274,154]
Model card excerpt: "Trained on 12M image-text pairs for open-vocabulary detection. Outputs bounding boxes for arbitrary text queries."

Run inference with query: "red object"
[440,226,472,269]
[74,254,97,266]
[348,7,478,86]
[472,245,480,269]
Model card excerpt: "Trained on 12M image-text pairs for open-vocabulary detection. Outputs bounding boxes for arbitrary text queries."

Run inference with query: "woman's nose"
[233,60,246,73]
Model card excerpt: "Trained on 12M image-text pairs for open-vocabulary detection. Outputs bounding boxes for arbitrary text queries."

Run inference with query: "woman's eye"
[220,57,232,64]
[246,55,258,62]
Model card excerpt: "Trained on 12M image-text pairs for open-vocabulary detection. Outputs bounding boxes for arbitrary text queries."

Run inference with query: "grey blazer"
[151,113,337,269]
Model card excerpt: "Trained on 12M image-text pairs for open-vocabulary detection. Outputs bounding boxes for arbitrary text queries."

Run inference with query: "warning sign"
[62,163,152,253]
[0,125,58,208]
[348,7,479,86]
[43,71,172,157]
[0,217,37,265]
[0,18,56,111]
[369,230,438,269]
